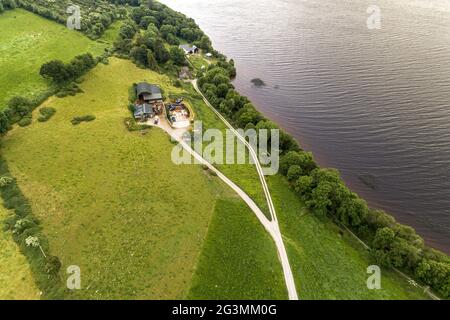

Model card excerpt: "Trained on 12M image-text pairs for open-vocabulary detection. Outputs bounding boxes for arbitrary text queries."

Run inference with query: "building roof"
[179,44,198,53]
[134,103,154,118]
[136,82,162,101]
[178,66,192,79]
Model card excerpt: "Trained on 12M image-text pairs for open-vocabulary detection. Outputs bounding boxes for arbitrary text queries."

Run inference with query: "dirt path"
[160,81,299,300]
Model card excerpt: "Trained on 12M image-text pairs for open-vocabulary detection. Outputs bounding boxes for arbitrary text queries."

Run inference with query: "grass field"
[181,84,271,218]
[268,175,428,300]
[1,57,287,299]
[0,202,40,300]
[187,199,287,299]
[0,9,109,108]
[2,58,216,299]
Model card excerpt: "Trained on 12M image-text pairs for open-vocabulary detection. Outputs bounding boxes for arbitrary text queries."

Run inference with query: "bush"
[287,165,302,182]
[0,176,14,188]
[416,259,450,297]
[45,256,62,276]
[71,115,96,125]
[56,83,83,98]
[0,157,64,298]
[280,151,317,176]
[18,116,32,127]
[38,107,56,122]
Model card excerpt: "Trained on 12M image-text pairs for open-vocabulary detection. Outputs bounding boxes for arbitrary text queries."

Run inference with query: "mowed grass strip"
[1,58,225,299]
[268,175,428,300]
[0,202,40,300]
[187,198,287,300]
[0,9,108,108]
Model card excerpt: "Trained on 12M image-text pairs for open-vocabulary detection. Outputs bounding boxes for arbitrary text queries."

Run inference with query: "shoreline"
[157,0,450,256]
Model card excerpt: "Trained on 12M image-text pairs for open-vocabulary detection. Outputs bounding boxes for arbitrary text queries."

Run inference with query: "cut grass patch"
[187,198,287,300]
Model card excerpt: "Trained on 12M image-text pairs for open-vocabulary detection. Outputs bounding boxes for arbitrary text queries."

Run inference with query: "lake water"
[159,0,450,254]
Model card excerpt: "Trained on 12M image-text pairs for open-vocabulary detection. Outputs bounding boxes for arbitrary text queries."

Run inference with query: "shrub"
[38,107,56,122]
[45,256,62,276]
[0,157,64,298]
[56,83,83,98]
[287,165,303,182]
[416,259,450,298]
[280,151,317,176]
[71,115,96,125]
[13,218,37,236]
[0,176,13,187]
[18,116,32,127]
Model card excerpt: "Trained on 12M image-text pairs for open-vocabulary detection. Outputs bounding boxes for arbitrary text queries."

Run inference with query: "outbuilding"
[134,103,154,121]
[179,44,199,55]
[136,82,163,103]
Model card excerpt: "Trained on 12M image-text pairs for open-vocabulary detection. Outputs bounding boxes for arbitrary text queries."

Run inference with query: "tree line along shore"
[0,0,448,299]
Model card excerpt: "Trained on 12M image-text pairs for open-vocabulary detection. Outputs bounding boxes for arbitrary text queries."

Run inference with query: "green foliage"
[130,45,149,67]
[0,111,10,134]
[269,175,428,299]
[0,9,108,108]
[147,51,158,71]
[287,165,302,182]
[128,84,137,103]
[7,96,32,118]
[0,176,13,187]
[71,115,96,125]
[280,151,317,176]
[17,116,32,127]
[37,107,56,122]
[17,0,117,39]
[416,259,450,297]
[56,83,84,98]
[170,46,186,66]
[0,157,64,299]
[40,53,97,85]
[39,60,69,83]
[45,256,62,276]
[173,79,182,88]
[153,39,170,64]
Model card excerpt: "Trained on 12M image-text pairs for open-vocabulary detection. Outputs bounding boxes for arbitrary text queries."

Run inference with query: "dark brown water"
[160,0,450,254]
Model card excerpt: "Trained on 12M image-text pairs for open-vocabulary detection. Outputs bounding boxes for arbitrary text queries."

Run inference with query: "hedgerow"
[0,157,65,299]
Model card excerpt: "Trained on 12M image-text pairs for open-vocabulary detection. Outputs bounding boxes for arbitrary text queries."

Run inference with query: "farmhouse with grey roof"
[134,103,154,121]
[136,82,162,102]
[179,44,199,55]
